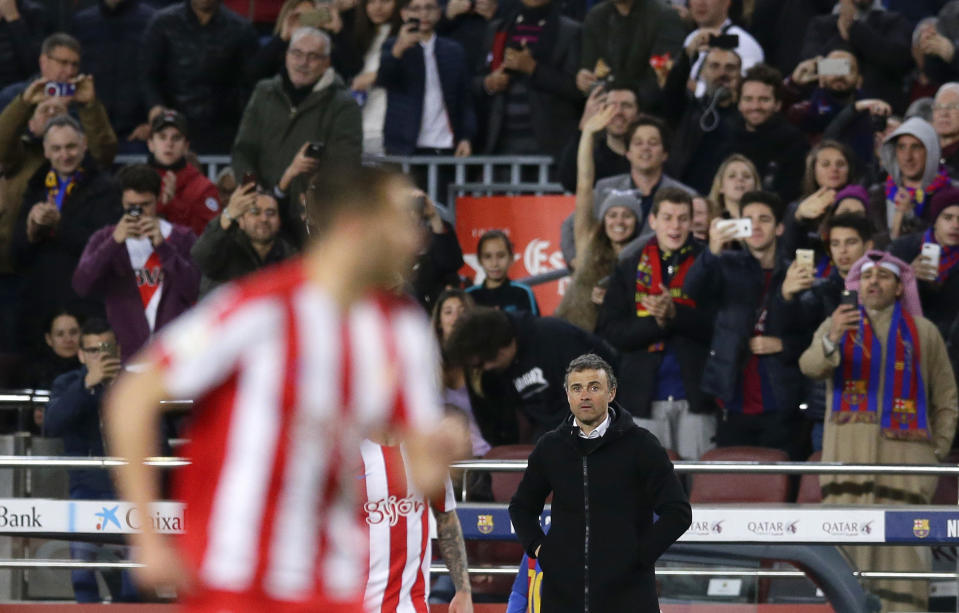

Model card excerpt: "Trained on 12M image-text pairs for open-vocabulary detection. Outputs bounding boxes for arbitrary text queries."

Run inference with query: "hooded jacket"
[875,117,951,237]
[509,404,691,613]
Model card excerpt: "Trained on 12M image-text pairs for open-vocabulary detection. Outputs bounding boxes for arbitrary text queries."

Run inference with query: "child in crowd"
[467,230,539,315]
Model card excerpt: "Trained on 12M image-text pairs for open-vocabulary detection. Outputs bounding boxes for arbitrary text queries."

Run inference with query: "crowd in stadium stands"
[3,0,959,607]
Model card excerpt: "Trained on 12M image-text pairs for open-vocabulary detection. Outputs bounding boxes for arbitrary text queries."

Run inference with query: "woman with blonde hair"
[708,154,760,219]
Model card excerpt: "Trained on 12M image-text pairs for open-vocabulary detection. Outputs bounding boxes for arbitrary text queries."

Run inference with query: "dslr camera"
[44,81,76,97]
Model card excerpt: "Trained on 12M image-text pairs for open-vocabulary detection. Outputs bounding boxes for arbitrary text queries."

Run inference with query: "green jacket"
[581,0,685,110]
[0,94,117,274]
[231,69,362,231]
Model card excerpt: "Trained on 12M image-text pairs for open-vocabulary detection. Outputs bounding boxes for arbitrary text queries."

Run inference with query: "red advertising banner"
[455,195,575,316]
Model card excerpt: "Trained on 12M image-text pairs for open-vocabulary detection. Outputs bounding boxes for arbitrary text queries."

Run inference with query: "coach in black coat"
[509,357,690,613]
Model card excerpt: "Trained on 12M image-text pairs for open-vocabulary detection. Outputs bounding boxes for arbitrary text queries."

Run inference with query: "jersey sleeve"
[429,472,457,513]
[147,285,268,400]
[391,306,444,434]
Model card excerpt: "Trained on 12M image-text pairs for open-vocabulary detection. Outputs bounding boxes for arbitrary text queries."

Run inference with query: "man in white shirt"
[379,0,475,157]
[683,0,763,97]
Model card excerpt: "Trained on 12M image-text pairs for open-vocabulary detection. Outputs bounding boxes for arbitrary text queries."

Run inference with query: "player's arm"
[436,509,473,613]
[402,414,470,498]
[104,362,193,592]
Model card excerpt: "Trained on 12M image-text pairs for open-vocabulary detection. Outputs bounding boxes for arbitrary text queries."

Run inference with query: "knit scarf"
[635,239,695,352]
[922,227,959,282]
[44,169,82,210]
[815,253,833,279]
[884,167,951,219]
[831,302,929,441]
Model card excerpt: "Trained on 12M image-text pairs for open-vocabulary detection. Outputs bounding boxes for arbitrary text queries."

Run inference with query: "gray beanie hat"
[597,189,644,221]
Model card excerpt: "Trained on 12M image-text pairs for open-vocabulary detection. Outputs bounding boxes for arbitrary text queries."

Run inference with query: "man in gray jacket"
[231,27,361,242]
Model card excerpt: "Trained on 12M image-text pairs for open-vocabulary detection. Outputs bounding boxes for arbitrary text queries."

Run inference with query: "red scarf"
[635,239,695,351]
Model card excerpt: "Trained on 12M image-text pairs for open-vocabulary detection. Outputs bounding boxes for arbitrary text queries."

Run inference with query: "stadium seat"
[796,451,823,503]
[483,444,535,502]
[690,446,790,503]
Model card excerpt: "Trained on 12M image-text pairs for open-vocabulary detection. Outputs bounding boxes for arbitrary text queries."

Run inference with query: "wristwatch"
[822,335,837,356]
[222,209,233,223]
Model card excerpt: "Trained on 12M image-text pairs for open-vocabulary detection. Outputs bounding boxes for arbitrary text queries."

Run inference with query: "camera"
[305,142,326,159]
[44,81,76,97]
[126,205,143,219]
[407,17,420,32]
[708,33,739,50]
[870,113,888,133]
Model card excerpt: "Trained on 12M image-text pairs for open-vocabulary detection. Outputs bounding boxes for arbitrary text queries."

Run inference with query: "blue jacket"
[45,367,114,497]
[683,248,806,415]
[71,0,156,138]
[377,35,476,154]
[507,553,542,613]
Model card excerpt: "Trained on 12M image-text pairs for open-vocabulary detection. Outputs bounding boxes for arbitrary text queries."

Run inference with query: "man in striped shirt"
[105,164,464,613]
[361,436,472,613]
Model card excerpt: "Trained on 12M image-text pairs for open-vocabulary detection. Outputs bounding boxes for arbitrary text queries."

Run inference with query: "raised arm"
[571,105,615,269]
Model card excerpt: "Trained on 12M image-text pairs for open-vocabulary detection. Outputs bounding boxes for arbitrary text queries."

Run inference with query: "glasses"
[934,103,959,112]
[81,342,117,355]
[45,54,80,70]
[404,5,439,13]
[288,48,328,62]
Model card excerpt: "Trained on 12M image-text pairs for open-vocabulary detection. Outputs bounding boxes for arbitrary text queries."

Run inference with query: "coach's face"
[565,368,615,429]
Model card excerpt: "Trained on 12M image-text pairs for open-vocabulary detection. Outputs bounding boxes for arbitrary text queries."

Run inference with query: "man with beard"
[729,63,808,203]
[661,45,741,195]
[191,182,296,295]
[556,82,639,192]
[146,109,219,237]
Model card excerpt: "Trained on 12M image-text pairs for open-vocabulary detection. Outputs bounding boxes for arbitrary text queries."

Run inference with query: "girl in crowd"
[431,289,490,459]
[344,0,402,153]
[708,154,759,219]
[555,105,641,332]
[467,230,539,314]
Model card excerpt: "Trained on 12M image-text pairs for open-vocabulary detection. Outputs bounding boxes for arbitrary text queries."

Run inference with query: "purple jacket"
[73,223,200,361]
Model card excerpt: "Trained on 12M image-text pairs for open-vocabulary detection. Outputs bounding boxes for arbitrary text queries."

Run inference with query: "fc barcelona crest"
[913,519,930,539]
[477,514,494,535]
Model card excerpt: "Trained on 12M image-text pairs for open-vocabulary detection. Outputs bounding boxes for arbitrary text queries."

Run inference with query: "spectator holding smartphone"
[72,164,199,362]
[684,190,806,457]
[233,27,361,241]
[891,185,959,338]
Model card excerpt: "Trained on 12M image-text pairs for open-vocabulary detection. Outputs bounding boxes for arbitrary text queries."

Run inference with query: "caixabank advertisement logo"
[68,501,185,534]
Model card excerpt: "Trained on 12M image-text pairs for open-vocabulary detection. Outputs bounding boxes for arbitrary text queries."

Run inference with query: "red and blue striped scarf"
[885,168,951,219]
[832,302,929,441]
[922,228,959,282]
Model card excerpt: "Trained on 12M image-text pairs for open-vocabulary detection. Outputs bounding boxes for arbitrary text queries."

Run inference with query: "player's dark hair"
[305,163,407,238]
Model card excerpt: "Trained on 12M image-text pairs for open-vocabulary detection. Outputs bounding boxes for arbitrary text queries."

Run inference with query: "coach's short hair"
[304,163,408,237]
[564,354,617,390]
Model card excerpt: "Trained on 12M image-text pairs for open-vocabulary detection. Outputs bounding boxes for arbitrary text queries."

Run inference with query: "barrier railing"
[113,154,562,206]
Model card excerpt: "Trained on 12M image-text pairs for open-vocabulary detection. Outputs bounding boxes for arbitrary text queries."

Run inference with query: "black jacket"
[773,268,845,421]
[471,311,617,443]
[890,231,959,338]
[730,113,809,203]
[12,156,120,347]
[71,0,156,138]
[556,130,630,193]
[597,238,715,418]
[800,10,913,114]
[191,213,297,297]
[474,4,581,157]
[684,248,806,413]
[0,0,51,90]
[659,49,736,195]
[509,405,691,613]
[410,222,464,310]
[139,2,259,153]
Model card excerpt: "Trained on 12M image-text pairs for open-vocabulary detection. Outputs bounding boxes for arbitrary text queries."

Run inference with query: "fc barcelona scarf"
[831,302,930,441]
[44,169,82,211]
[922,227,959,282]
[885,168,951,219]
[635,239,695,351]
[815,253,833,279]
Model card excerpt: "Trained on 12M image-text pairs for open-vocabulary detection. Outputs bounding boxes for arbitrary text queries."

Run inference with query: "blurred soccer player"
[105,164,462,613]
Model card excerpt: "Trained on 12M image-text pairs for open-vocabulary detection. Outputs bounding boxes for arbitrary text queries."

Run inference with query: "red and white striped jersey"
[360,440,455,613]
[149,259,443,612]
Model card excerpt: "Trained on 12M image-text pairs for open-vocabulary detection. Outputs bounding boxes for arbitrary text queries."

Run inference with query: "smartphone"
[298,8,330,27]
[126,205,143,219]
[305,142,326,159]
[840,289,858,307]
[98,341,119,360]
[817,58,851,77]
[241,171,257,187]
[921,242,942,270]
[44,81,76,97]
[406,16,420,32]
[796,249,815,269]
[708,33,739,50]
[597,276,611,290]
[717,218,752,239]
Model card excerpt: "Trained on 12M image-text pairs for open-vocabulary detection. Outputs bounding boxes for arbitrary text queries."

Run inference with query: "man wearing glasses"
[933,82,959,177]
[45,317,140,603]
[232,26,361,244]
[0,32,81,111]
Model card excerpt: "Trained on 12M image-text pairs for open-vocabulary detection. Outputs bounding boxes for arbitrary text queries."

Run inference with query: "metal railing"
[113,154,562,206]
